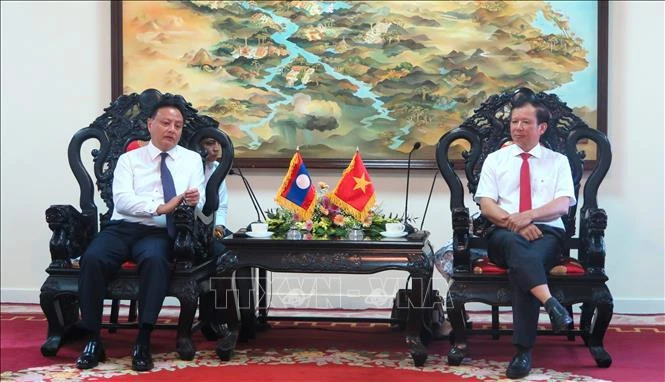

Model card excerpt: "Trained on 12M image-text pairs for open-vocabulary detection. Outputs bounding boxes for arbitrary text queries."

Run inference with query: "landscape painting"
[115,1,606,168]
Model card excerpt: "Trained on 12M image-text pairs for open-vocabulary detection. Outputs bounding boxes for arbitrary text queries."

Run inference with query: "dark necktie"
[160,152,177,238]
[519,153,532,212]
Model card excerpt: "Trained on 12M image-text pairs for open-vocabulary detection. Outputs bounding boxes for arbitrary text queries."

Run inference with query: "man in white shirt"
[201,137,229,236]
[474,98,575,379]
[76,98,205,372]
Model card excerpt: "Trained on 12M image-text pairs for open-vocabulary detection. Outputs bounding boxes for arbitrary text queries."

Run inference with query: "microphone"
[403,142,421,234]
[419,171,438,231]
[229,167,266,229]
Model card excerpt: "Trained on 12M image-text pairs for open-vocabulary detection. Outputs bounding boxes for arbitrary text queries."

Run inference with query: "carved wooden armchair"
[435,88,613,367]
[40,89,234,360]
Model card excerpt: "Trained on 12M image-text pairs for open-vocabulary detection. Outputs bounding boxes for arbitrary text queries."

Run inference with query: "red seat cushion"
[549,258,585,276]
[71,259,137,270]
[473,257,507,275]
[472,257,586,276]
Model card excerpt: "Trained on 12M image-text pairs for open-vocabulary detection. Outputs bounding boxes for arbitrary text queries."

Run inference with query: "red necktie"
[519,153,532,212]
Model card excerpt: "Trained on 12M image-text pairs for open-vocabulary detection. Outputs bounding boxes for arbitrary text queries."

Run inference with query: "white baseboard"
[3,288,664,314]
[609,298,665,314]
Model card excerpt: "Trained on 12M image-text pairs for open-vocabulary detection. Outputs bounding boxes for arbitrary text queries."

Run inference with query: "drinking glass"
[286,225,303,240]
[347,225,364,240]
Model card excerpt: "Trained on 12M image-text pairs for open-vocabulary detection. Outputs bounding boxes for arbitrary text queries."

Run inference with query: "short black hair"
[199,137,219,145]
[509,95,551,125]
[148,95,186,119]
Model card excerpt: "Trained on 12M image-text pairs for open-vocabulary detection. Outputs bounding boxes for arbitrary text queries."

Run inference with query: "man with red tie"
[475,97,575,379]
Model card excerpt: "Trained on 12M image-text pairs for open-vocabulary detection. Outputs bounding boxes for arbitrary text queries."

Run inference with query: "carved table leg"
[236,267,256,342]
[588,302,613,368]
[256,268,271,332]
[215,271,239,361]
[174,281,199,360]
[446,289,468,366]
[406,273,429,367]
[40,290,65,356]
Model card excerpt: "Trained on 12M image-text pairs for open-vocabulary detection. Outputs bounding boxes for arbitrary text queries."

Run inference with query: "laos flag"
[275,150,316,220]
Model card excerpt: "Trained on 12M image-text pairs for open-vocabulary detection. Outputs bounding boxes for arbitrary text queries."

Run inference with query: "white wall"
[1,1,663,313]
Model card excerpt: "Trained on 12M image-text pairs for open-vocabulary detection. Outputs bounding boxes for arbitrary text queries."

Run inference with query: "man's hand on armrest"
[479,197,510,228]
[527,196,571,223]
[484,197,571,233]
[213,225,226,239]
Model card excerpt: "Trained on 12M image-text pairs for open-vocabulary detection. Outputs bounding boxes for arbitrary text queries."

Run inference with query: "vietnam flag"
[328,150,376,221]
[275,150,317,220]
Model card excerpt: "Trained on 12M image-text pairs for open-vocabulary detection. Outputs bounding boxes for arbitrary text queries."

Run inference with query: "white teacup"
[251,222,268,233]
[385,222,405,233]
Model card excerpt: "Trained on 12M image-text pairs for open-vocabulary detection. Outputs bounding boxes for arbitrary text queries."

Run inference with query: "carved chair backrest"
[436,88,611,256]
[68,88,234,235]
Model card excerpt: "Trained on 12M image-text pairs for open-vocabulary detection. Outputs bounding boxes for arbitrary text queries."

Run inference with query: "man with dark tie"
[474,96,575,379]
[75,97,205,372]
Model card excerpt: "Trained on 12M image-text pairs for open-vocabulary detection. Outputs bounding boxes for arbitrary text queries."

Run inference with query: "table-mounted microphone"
[420,171,438,231]
[403,142,421,233]
[229,168,266,230]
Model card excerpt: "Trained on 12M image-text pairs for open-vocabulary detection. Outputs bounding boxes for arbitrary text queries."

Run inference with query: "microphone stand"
[403,142,421,234]
[228,168,265,335]
[420,171,438,231]
[231,167,266,226]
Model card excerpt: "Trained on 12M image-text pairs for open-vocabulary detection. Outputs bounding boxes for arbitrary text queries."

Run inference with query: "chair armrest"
[451,207,472,273]
[45,205,95,268]
[173,204,213,269]
[579,207,608,276]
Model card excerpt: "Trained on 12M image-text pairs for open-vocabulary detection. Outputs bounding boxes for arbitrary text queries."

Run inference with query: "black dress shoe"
[544,297,573,333]
[506,351,531,379]
[131,343,154,372]
[76,340,106,369]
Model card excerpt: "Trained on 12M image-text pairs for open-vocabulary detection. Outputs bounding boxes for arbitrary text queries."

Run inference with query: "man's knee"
[137,251,171,268]
[80,246,110,269]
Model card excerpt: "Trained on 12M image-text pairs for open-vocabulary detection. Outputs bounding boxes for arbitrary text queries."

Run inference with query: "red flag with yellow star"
[328,150,376,221]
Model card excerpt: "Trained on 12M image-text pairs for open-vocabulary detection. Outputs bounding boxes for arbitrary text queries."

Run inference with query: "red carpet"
[2,311,664,381]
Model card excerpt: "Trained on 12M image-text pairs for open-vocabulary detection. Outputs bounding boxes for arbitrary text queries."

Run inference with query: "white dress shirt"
[204,160,229,227]
[474,143,576,229]
[111,141,205,227]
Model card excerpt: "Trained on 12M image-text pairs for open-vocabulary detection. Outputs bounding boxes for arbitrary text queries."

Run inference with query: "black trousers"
[486,224,565,349]
[78,221,172,333]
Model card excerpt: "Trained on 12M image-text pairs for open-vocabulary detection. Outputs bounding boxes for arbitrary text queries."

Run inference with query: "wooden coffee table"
[213,232,435,366]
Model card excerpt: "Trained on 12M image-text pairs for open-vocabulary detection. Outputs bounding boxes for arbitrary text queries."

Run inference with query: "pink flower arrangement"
[266,181,401,239]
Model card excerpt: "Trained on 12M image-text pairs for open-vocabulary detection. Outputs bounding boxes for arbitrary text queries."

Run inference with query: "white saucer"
[380,231,408,238]
[246,231,273,238]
